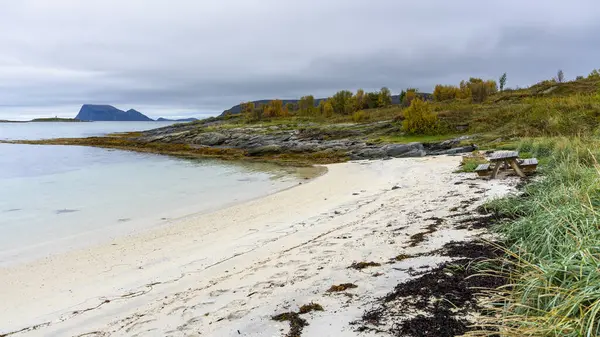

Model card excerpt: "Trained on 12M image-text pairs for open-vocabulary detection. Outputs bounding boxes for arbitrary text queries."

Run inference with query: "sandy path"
[0,156,513,337]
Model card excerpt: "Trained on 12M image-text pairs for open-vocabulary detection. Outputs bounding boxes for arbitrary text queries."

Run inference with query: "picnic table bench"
[475,151,538,179]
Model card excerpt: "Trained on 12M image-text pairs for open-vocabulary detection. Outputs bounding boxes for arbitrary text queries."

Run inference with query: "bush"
[351,110,370,123]
[402,98,440,134]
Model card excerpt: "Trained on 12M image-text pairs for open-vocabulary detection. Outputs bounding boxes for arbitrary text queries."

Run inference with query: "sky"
[0,0,599,120]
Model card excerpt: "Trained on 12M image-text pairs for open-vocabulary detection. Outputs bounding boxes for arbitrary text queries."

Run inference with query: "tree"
[285,102,296,113]
[499,73,507,92]
[433,85,460,101]
[402,98,439,134]
[457,80,472,99]
[364,92,380,109]
[399,90,406,104]
[402,88,418,107]
[323,100,334,117]
[317,100,326,115]
[330,90,354,115]
[354,89,365,110]
[298,95,315,115]
[241,102,259,122]
[263,99,284,118]
[557,69,564,83]
[378,87,392,107]
[588,69,600,79]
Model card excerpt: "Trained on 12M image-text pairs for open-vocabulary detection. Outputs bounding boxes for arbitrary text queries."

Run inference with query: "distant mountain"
[75,105,153,121]
[221,93,433,116]
[156,117,199,122]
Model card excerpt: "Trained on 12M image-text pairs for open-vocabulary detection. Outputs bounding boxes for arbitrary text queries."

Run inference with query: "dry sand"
[0,156,515,337]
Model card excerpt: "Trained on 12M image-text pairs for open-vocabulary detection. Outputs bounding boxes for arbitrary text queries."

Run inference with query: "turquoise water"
[0,122,302,265]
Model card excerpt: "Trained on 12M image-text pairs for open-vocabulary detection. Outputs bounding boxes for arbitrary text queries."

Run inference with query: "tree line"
[239,87,430,121]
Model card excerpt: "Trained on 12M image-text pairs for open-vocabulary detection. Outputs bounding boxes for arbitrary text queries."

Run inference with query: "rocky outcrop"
[138,122,475,160]
[75,105,153,121]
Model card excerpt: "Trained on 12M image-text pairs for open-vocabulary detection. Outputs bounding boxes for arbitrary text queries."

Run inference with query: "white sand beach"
[0,156,515,337]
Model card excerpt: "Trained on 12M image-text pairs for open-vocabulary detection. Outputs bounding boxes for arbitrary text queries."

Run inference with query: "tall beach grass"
[469,137,600,336]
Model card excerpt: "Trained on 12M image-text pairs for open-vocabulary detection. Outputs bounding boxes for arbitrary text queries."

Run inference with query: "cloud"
[0,0,598,120]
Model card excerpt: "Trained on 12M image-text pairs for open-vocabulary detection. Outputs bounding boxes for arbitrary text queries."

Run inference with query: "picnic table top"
[489,151,519,161]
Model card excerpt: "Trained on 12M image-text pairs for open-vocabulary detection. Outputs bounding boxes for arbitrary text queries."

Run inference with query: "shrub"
[352,110,370,123]
[402,98,440,134]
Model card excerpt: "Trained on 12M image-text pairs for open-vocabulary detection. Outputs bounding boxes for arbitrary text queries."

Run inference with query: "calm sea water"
[0,122,303,266]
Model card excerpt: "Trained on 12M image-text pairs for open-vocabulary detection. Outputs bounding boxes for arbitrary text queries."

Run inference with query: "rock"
[246,145,283,156]
[426,136,472,152]
[352,147,386,159]
[192,132,228,146]
[382,143,426,158]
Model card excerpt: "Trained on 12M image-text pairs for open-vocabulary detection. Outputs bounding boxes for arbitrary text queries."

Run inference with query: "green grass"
[470,137,600,336]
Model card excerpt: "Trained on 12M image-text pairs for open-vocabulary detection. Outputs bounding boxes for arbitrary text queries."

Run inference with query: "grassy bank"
[471,138,600,336]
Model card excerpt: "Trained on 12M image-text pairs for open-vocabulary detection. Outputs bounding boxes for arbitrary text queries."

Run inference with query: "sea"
[0,122,306,266]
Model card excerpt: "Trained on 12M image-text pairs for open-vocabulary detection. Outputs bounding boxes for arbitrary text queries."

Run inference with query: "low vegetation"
[470,138,600,336]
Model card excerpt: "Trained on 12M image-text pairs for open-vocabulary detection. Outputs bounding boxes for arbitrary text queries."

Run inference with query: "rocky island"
[75,105,154,121]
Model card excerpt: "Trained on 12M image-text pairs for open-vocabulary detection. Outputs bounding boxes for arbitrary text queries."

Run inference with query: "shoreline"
[0,156,516,336]
[0,144,325,268]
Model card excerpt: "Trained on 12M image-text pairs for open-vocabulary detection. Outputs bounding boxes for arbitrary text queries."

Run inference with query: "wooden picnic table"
[488,151,525,179]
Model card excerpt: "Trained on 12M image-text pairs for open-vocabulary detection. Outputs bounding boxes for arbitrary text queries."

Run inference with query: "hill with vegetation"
[221,92,433,116]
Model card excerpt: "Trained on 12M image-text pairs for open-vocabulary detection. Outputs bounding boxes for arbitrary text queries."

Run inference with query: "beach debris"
[298,302,324,314]
[391,185,400,190]
[393,254,413,262]
[349,261,381,270]
[272,302,324,337]
[55,209,79,214]
[407,217,444,247]
[327,283,358,292]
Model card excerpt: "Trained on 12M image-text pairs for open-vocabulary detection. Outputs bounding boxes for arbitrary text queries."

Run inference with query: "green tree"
[364,92,380,109]
[330,90,354,114]
[588,69,600,79]
[499,73,507,92]
[557,69,564,83]
[298,95,315,115]
[317,100,326,115]
[285,102,296,113]
[402,98,439,134]
[241,102,260,122]
[323,100,334,117]
[354,89,365,110]
[378,87,392,107]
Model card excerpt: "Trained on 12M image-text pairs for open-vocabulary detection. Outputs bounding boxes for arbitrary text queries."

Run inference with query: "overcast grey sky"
[0,0,599,120]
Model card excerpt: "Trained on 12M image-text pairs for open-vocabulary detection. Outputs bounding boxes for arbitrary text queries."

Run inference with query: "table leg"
[491,162,502,179]
[509,159,526,178]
